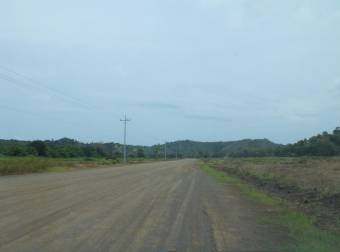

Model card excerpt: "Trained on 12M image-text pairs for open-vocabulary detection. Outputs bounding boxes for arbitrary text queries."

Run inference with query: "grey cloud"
[137,102,181,110]
[184,114,232,122]
[1,0,339,145]
[294,111,320,119]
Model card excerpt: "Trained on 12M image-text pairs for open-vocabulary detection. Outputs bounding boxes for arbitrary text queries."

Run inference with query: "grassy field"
[206,157,340,230]
[199,160,340,252]
[0,156,121,175]
[0,156,170,176]
[212,157,340,198]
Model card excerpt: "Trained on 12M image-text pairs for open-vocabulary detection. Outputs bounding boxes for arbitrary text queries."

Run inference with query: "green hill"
[230,128,340,157]
[160,139,278,158]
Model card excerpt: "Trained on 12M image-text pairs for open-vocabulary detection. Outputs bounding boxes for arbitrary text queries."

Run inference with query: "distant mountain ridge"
[162,139,279,158]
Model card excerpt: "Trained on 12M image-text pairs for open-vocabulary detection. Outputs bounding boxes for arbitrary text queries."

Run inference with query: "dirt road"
[0,160,288,252]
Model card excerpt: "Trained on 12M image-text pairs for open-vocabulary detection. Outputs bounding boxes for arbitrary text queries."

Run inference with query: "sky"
[0,0,340,145]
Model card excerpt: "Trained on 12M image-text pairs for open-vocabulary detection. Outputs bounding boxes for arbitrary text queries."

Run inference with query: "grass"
[198,160,340,252]
[209,157,340,230]
[215,157,340,195]
[199,161,277,205]
[0,156,120,175]
[0,156,162,176]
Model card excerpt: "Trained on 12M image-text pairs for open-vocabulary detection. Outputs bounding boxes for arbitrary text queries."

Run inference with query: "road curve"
[0,160,287,252]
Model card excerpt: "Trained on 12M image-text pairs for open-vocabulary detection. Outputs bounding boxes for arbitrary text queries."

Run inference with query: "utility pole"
[120,114,131,163]
[176,142,180,160]
[164,142,167,161]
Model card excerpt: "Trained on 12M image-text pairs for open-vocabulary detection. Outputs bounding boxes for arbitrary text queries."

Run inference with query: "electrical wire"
[0,65,95,110]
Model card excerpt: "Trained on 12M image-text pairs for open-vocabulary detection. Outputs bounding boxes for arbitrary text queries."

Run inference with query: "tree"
[137,148,145,158]
[83,145,96,157]
[152,145,162,158]
[7,146,26,156]
[30,141,47,156]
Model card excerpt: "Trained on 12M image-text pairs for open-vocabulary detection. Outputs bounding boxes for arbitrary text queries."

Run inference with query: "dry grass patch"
[200,159,340,252]
[0,157,119,175]
[207,157,340,231]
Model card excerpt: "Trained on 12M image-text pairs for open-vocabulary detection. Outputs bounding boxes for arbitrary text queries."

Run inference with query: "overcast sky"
[1,0,340,145]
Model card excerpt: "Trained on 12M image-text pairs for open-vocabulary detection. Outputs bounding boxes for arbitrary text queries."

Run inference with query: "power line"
[120,114,131,163]
[0,103,92,126]
[0,104,41,117]
[0,65,94,110]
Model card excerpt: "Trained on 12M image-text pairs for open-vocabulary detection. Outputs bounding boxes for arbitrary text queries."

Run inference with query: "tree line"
[0,138,146,159]
[2,129,339,159]
[229,128,340,157]
[0,137,277,159]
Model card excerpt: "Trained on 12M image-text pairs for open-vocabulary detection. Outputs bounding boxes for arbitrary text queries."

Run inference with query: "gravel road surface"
[0,159,288,252]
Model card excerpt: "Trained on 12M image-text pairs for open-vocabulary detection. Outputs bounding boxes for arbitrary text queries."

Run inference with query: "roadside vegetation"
[0,156,120,175]
[199,159,340,252]
[0,138,144,159]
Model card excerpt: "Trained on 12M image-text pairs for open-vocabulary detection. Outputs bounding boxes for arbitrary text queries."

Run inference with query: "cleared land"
[0,159,289,252]
[207,157,340,231]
